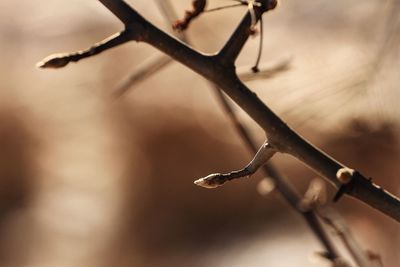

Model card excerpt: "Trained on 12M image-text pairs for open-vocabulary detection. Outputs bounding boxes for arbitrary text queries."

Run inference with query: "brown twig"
[38,0,400,221]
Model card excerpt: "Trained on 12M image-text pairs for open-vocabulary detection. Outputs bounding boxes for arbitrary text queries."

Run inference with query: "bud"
[336,168,355,184]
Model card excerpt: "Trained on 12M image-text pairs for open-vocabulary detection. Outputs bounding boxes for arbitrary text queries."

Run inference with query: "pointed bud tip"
[194,177,219,189]
[36,54,70,69]
[35,60,46,69]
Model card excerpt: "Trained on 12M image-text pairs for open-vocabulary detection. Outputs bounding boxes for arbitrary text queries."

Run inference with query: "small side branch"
[218,0,277,65]
[37,30,132,69]
[194,142,276,188]
[114,54,172,97]
[238,57,291,82]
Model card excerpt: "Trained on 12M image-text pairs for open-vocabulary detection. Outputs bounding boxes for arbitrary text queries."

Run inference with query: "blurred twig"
[113,54,172,97]
[302,179,382,267]
[318,208,380,267]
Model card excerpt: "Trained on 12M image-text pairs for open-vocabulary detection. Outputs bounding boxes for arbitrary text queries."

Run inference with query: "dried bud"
[336,168,355,184]
[173,0,207,31]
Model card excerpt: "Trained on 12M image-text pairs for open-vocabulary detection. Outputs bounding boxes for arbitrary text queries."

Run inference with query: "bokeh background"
[0,0,399,266]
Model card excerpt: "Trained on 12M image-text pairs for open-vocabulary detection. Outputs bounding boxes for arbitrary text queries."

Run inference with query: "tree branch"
[38,0,400,221]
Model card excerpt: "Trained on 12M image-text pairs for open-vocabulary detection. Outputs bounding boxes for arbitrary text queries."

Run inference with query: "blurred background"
[0,0,399,266]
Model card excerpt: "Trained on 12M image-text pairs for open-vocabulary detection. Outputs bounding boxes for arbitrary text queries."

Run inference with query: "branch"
[38,0,400,221]
[37,30,132,69]
[194,142,276,188]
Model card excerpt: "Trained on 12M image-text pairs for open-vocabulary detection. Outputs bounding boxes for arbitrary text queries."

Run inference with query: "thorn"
[333,185,347,202]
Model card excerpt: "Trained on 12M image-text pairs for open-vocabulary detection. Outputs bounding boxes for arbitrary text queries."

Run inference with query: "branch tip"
[36,53,71,69]
[194,173,227,188]
[38,31,131,70]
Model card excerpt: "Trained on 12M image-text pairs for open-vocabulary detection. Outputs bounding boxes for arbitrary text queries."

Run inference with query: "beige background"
[0,0,398,266]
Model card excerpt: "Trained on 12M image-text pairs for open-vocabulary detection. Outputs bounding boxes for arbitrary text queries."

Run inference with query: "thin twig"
[37,30,131,69]
[251,15,263,72]
[194,142,276,188]
[238,58,291,81]
[204,4,243,13]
